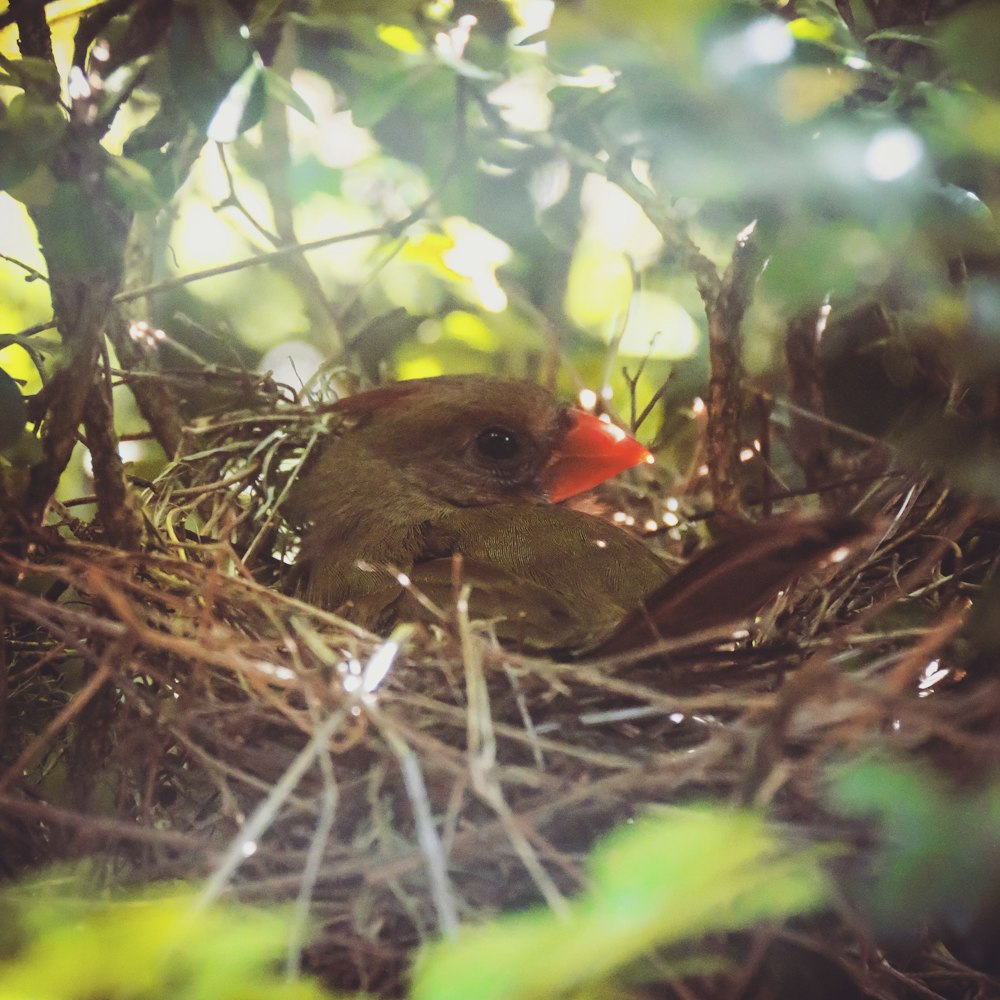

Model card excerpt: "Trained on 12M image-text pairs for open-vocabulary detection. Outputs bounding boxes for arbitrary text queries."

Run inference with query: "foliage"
[0,878,339,1000]
[0,809,830,1000]
[1,0,1000,998]
[1,0,998,500]
[829,755,1000,948]
[412,808,831,1000]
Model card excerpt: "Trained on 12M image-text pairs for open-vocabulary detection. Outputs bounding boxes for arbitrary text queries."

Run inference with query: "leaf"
[940,1,1000,96]
[350,65,426,128]
[105,155,163,212]
[0,53,61,101]
[376,23,425,55]
[207,61,268,142]
[6,162,58,206]
[412,808,830,1000]
[1,429,43,467]
[0,878,344,1000]
[31,182,125,279]
[827,757,1000,938]
[168,0,255,131]
[262,68,316,122]
[0,94,67,193]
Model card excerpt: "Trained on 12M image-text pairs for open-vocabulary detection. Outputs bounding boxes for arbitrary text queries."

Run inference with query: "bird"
[286,374,868,655]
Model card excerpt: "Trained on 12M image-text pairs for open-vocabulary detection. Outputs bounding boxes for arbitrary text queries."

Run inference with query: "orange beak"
[541,410,652,503]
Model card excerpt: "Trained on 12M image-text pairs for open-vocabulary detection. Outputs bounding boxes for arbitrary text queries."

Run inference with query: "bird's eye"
[475,426,521,462]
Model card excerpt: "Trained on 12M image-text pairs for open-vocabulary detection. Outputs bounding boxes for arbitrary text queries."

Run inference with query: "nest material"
[2,386,999,998]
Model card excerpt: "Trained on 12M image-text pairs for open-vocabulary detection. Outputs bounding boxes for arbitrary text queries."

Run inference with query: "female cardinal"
[287,374,866,654]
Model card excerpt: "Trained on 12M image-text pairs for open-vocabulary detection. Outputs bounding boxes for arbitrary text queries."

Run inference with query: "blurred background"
[3,0,998,508]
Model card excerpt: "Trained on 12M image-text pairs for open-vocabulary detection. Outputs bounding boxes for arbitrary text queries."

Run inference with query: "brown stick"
[704,227,766,522]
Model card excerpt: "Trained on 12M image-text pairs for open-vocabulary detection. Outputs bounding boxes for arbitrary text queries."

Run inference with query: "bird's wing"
[599,515,876,654]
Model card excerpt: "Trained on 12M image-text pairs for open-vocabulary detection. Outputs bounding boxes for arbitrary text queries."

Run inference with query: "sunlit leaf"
[440,310,499,350]
[776,66,858,122]
[402,221,511,311]
[396,353,447,380]
[787,16,837,44]
[377,23,425,54]
[0,53,61,101]
[618,291,700,359]
[564,241,633,331]
[0,94,66,193]
[0,878,344,1000]
[263,68,316,123]
[169,0,257,132]
[412,808,830,1000]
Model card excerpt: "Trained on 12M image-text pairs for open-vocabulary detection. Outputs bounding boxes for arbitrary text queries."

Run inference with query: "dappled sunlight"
[0,199,50,361]
[706,15,795,79]
[619,292,699,359]
[2,3,1000,998]
[865,127,924,182]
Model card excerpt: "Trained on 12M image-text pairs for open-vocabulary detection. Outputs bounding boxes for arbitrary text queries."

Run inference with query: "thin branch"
[112,217,419,304]
[0,252,48,284]
[198,708,349,907]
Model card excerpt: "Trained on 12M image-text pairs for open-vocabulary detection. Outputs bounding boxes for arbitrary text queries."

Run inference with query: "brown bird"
[287,374,867,654]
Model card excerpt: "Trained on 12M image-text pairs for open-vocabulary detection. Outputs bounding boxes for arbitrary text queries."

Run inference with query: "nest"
[2,379,999,999]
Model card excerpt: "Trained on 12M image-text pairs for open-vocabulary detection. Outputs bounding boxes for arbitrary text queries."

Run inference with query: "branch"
[81,351,144,549]
[704,224,767,523]
[20,6,135,528]
[254,26,346,355]
[10,0,54,60]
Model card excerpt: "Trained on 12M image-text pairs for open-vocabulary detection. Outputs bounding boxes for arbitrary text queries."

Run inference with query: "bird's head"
[324,374,651,507]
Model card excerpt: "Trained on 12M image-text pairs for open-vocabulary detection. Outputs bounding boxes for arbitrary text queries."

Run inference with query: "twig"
[0,657,114,795]
[460,594,570,916]
[198,707,349,907]
[0,252,48,284]
[375,713,461,937]
[704,223,767,521]
[286,692,340,979]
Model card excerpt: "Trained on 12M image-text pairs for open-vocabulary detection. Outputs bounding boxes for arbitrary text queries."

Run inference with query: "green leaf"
[412,808,830,1000]
[0,53,60,101]
[940,1,1000,96]
[262,68,316,122]
[31,182,126,279]
[828,757,1000,937]
[6,162,58,206]
[0,878,344,1000]
[0,428,43,467]
[168,0,255,131]
[0,94,66,193]
[350,65,426,129]
[105,155,163,212]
